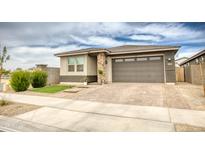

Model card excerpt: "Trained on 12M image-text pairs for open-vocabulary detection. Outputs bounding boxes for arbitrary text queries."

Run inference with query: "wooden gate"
[176,67,184,82]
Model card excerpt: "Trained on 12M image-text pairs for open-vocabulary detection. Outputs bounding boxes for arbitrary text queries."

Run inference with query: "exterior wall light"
[196,58,199,64]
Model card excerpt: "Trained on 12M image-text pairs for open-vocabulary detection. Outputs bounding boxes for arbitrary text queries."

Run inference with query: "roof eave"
[109,47,180,55]
[54,49,110,57]
[179,50,205,66]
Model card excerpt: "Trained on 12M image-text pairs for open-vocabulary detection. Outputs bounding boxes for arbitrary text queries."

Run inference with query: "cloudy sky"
[0,22,205,70]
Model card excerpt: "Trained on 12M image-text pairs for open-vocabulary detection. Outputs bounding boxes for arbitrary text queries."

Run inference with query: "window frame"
[115,59,124,63]
[136,57,147,61]
[68,64,75,72]
[124,58,135,62]
[67,56,85,72]
[149,57,161,61]
[76,64,84,72]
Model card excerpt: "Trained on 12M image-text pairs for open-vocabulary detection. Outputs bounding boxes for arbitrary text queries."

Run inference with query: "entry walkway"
[1,93,205,131]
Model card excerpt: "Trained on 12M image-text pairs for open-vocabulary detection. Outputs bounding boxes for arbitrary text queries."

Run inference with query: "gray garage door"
[112,56,164,83]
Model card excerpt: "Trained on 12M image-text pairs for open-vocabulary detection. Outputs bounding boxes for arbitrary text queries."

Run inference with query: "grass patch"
[31,85,73,93]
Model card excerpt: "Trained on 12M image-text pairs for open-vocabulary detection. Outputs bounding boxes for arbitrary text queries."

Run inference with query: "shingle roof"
[107,45,180,54]
[180,49,205,66]
[54,48,107,56]
[54,45,180,57]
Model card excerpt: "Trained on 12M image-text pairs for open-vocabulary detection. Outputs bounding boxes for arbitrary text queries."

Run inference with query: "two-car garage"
[112,56,165,83]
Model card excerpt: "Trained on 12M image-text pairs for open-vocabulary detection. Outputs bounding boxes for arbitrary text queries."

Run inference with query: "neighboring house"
[180,49,205,85]
[175,57,188,67]
[55,45,180,84]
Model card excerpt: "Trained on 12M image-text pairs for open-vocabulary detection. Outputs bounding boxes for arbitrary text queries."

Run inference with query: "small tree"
[0,46,10,82]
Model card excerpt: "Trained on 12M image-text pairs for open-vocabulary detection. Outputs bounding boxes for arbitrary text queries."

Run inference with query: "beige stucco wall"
[47,67,60,84]
[87,55,97,76]
[60,54,97,76]
[60,55,87,76]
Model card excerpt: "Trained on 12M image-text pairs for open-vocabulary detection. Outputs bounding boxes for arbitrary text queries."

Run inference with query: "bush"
[0,99,9,106]
[31,70,48,88]
[10,70,30,92]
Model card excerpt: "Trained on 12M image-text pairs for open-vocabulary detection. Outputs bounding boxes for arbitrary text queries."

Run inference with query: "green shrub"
[98,69,104,75]
[10,70,30,92]
[31,70,48,88]
[0,99,9,106]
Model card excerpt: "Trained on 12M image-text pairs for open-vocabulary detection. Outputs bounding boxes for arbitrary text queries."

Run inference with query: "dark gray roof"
[180,49,205,65]
[55,45,180,57]
[54,48,107,56]
[107,45,180,54]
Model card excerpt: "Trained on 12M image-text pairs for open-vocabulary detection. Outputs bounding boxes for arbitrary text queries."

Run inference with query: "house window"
[68,56,85,72]
[149,57,161,61]
[68,65,75,72]
[77,65,84,72]
[76,56,84,72]
[137,57,147,61]
[124,58,135,62]
[68,57,75,72]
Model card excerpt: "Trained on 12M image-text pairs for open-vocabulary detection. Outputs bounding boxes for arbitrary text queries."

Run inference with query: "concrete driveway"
[71,83,165,106]
[57,83,205,111]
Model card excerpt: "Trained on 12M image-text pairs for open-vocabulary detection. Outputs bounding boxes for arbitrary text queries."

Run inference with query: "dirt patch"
[165,83,205,111]
[0,103,40,117]
[175,123,205,132]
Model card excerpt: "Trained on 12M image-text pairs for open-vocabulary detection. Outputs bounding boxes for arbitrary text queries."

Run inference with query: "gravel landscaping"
[175,123,205,132]
[0,102,40,117]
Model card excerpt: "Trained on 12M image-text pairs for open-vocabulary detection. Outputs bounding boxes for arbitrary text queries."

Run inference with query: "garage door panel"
[112,56,164,83]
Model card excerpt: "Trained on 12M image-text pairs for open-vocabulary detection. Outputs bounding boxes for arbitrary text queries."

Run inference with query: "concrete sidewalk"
[1,93,205,131]
[0,115,67,132]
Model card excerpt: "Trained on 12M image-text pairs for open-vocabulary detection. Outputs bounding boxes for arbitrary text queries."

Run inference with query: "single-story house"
[180,49,205,85]
[54,45,180,84]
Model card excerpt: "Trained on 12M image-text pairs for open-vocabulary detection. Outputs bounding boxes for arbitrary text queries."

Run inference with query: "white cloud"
[130,23,203,41]
[5,44,89,70]
[175,46,205,59]
[88,36,123,46]
[129,34,162,41]
[70,35,124,47]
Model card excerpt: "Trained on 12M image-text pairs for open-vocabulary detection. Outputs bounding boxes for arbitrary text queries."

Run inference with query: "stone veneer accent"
[97,52,106,84]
